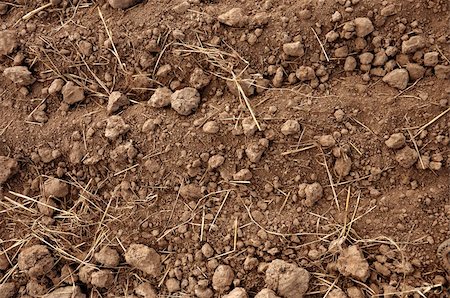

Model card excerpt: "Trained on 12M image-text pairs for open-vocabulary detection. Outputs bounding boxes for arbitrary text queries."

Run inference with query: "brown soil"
[0,0,449,297]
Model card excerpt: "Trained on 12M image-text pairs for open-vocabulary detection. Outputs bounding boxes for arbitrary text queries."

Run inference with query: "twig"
[414,106,450,138]
[21,2,52,21]
[98,7,125,72]
[281,144,316,156]
[311,27,330,62]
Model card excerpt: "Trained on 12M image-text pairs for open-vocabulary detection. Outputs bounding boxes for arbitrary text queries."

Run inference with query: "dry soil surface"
[0,0,449,297]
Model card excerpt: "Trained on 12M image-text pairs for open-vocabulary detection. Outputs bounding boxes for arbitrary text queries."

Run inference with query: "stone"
[149,87,172,108]
[381,4,396,16]
[165,278,180,293]
[334,45,349,58]
[336,245,369,282]
[43,178,69,198]
[223,287,248,298]
[190,67,211,89]
[283,42,305,57]
[401,36,425,54]
[304,182,323,207]
[48,79,64,94]
[62,81,85,104]
[125,244,161,277]
[353,17,374,37]
[245,138,269,163]
[344,57,357,71]
[318,135,336,147]
[94,246,120,267]
[0,30,17,56]
[107,91,129,114]
[265,259,310,298]
[281,120,300,136]
[254,289,280,298]
[212,265,234,291]
[208,155,225,169]
[406,63,426,80]
[107,0,141,9]
[423,51,439,67]
[328,288,348,298]
[179,183,202,199]
[382,69,409,90]
[435,65,450,79]
[233,168,252,181]
[395,146,419,168]
[203,121,220,134]
[218,8,247,27]
[135,283,157,298]
[385,133,406,149]
[0,156,19,185]
[201,243,214,258]
[3,66,35,86]
[334,157,352,178]
[171,87,201,115]
[18,245,54,278]
[91,270,113,288]
[296,66,316,81]
[359,52,374,65]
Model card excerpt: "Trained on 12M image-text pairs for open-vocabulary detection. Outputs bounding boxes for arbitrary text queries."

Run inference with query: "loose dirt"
[0,0,449,297]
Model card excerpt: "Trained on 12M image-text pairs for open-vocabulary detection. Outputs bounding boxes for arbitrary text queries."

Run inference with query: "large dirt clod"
[265,259,310,298]
[125,244,161,277]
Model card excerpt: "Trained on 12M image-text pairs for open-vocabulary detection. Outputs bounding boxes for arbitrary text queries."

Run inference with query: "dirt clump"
[0,156,18,185]
[395,146,419,168]
[171,87,201,115]
[18,245,54,278]
[44,286,86,298]
[3,66,35,86]
[107,91,130,115]
[94,246,120,267]
[265,259,310,298]
[336,245,370,282]
[125,244,161,277]
[212,264,234,292]
[62,81,85,104]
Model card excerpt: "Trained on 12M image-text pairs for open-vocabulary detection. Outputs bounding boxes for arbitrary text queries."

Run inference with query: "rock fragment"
[401,36,425,54]
[353,18,374,37]
[245,138,269,163]
[94,246,120,267]
[0,156,19,185]
[171,87,201,115]
[18,245,54,278]
[203,121,220,134]
[179,183,202,200]
[336,245,369,282]
[0,30,17,56]
[435,65,450,79]
[265,259,310,298]
[108,0,141,9]
[62,81,85,104]
[125,244,161,277]
[382,69,409,90]
[149,87,172,108]
[212,265,234,291]
[43,178,69,198]
[334,157,352,178]
[190,68,211,89]
[107,91,129,114]
[304,182,323,207]
[254,289,280,298]
[395,146,419,168]
[3,66,35,86]
[283,42,305,57]
[281,120,300,136]
[406,63,425,80]
[48,78,64,95]
[385,133,406,149]
[223,288,248,298]
[218,8,247,27]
